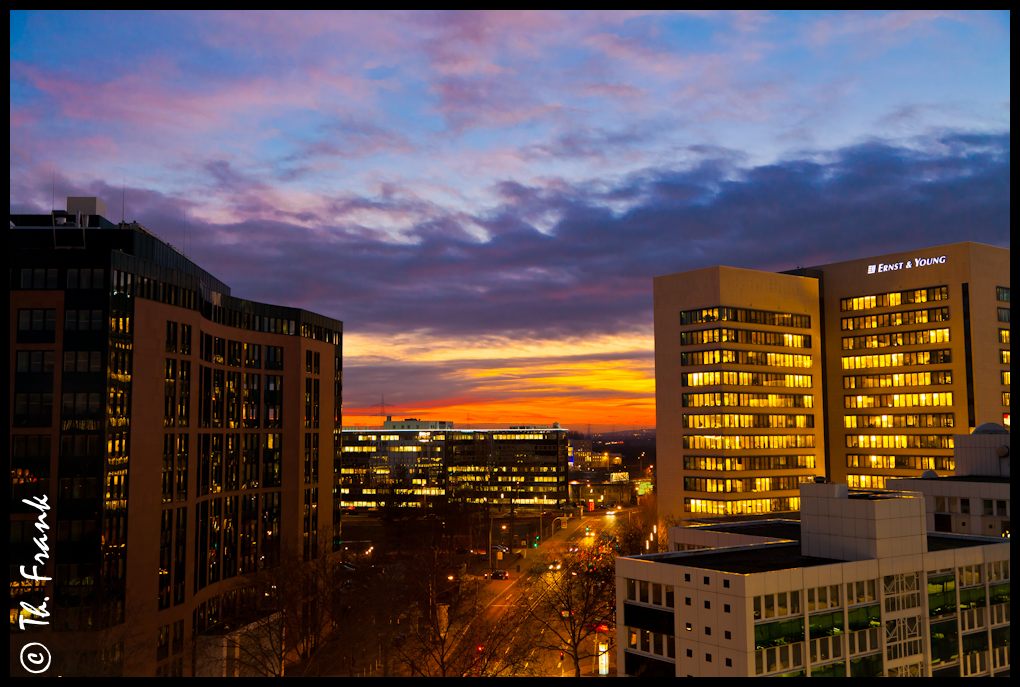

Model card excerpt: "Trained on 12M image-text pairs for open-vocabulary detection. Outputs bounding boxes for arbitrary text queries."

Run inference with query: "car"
[548,559,563,571]
[568,545,579,553]
[491,545,509,553]
[489,569,509,580]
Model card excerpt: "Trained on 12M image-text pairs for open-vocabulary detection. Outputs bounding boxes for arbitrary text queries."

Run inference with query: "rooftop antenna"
[121,183,125,223]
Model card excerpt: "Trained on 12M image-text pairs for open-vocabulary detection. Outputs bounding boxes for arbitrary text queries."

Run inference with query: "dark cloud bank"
[15,131,1010,343]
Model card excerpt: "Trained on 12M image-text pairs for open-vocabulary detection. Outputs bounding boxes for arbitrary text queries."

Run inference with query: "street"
[458,507,632,677]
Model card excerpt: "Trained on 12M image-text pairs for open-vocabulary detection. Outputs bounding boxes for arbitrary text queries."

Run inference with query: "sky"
[9,10,1011,431]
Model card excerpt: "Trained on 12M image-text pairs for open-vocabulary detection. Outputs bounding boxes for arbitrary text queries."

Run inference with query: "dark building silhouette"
[10,198,343,676]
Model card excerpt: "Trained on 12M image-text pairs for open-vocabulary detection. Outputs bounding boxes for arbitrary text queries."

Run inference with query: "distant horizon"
[340,415,656,434]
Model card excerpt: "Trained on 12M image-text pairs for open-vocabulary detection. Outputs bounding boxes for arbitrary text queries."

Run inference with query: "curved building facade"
[10,199,343,676]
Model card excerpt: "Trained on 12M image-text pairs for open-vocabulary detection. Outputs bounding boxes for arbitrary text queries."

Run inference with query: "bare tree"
[193,610,286,677]
[527,534,617,677]
[390,545,532,677]
[191,543,352,677]
[616,493,671,555]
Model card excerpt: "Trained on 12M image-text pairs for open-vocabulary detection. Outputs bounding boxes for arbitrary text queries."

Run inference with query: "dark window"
[933,513,952,532]
[266,345,284,370]
[166,321,178,353]
[20,267,58,289]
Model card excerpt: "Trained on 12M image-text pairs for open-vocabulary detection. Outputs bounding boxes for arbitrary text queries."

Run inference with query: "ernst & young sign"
[866,254,947,275]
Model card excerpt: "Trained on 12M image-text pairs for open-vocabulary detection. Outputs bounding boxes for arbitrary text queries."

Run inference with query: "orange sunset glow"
[342,331,656,431]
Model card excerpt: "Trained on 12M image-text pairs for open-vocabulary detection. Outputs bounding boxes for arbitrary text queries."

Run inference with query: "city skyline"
[10,10,1011,431]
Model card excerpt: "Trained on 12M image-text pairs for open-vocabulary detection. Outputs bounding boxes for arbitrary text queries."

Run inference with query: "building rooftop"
[684,511,801,526]
[11,201,344,341]
[974,422,1010,435]
[11,212,120,229]
[694,520,802,541]
[634,527,1004,574]
[926,533,1005,551]
[910,475,1011,484]
[652,543,842,574]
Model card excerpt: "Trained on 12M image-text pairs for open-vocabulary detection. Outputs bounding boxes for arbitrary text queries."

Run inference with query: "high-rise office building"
[10,199,343,676]
[654,242,1009,524]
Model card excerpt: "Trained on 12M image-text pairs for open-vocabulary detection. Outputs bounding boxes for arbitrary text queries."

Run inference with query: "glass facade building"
[10,200,343,676]
[340,420,569,510]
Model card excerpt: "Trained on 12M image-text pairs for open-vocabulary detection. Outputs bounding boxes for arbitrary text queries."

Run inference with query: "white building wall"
[616,483,1011,677]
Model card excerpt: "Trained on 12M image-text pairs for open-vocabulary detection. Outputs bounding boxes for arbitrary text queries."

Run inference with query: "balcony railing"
[992,645,1009,672]
[755,642,805,675]
[989,601,1009,626]
[810,634,844,664]
[959,606,986,633]
[961,650,988,677]
[847,627,880,655]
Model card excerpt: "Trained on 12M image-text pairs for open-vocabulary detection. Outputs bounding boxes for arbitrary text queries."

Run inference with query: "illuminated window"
[840,286,948,312]
[845,434,954,449]
[841,349,951,370]
[681,306,810,328]
[681,327,811,349]
[844,391,953,409]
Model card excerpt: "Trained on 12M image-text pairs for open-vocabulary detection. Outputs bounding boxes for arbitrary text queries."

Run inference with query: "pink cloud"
[12,57,374,136]
[805,10,964,48]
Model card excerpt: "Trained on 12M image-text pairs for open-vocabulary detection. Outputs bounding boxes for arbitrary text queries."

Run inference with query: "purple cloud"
[16,131,1004,344]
